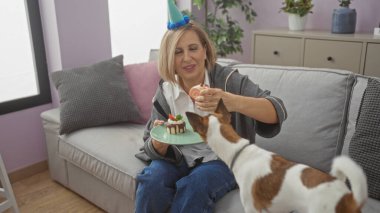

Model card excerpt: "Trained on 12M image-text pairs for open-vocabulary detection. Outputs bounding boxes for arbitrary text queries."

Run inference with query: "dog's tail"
[330,155,368,206]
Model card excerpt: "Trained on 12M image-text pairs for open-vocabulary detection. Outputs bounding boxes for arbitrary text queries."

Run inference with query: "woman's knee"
[175,161,237,200]
[137,160,183,188]
[175,172,209,195]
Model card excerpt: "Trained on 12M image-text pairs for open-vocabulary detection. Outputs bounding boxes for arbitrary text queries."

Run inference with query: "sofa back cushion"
[235,64,355,172]
[51,55,142,134]
[341,75,380,200]
[348,78,380,200]
[341,76,368,155]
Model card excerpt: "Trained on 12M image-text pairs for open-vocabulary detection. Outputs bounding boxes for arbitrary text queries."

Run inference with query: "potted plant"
[280,0,313,31]
[332,0,356,34]
[191,0,257,57]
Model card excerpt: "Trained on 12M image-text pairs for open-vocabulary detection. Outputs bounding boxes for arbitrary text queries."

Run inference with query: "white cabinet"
[364,43,380,77]
[252,30,380,77]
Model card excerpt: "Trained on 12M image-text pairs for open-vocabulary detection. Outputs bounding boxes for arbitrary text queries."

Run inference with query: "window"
[108,1,167,64]
[0,0,51,115]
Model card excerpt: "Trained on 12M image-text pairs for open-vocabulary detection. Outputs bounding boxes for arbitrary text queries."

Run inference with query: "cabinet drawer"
[304,39,362,73]
[253,35,302,66]
[364,43,380,78]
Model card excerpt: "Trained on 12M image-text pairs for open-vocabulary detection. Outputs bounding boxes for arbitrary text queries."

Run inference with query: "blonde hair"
[158,21,217,84]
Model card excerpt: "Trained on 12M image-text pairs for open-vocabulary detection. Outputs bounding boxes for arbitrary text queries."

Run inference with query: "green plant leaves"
[191,0,256,57]
[280,0,313,17]
[338,0,352,7]
[193,0,205,9]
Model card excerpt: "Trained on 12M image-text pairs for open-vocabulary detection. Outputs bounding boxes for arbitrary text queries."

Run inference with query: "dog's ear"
[215,99,231,123]
[186,112,208,140]
[186,112,204,130]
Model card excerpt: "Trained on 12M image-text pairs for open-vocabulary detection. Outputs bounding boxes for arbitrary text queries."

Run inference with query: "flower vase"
[331,7,356,34]
[288,14,307,31]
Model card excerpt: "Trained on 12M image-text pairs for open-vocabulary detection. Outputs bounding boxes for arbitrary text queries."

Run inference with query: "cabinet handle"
[273,51,279,55]
[327,56,333,61]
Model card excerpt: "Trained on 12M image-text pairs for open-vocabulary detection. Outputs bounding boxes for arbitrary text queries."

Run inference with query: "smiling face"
[158,22,216,85]
[174,30,207,89]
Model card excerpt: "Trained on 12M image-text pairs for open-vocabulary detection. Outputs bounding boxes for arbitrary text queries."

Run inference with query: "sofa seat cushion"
[363,198,380,212]
[58,123,146,200]
[215,189,244,212]
[235,64,355,172]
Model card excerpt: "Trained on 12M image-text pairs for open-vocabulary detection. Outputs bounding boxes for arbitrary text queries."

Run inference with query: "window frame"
[0,0,51,115]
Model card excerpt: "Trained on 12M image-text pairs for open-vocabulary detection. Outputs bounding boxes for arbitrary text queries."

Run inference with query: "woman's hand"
[194,88,278,124]
[153,119,165,127]
[151,119,169,156]
[194,88,235,113]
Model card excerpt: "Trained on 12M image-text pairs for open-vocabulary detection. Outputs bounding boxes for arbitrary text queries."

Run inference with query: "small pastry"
[189,84,209,100]
[165,114,186,134]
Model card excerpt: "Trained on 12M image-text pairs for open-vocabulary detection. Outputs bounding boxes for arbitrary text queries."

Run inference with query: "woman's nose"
[183,50,191,61]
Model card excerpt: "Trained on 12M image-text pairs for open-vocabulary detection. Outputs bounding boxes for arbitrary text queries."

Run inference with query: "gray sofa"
[41,62,380,213]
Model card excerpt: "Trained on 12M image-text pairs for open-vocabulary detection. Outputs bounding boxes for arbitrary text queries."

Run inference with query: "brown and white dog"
[186,100,367,213]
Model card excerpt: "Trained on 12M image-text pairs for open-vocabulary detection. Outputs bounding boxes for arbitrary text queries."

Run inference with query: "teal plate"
[150,117,203,145]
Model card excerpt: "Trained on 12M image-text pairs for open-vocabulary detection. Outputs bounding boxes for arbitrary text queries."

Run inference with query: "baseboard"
[8,160,48,183]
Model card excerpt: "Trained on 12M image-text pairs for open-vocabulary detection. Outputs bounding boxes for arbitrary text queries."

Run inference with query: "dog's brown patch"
[220,124,240,143]
[252,155,296,211]
[336,193,361,213]
[301,167,335,188]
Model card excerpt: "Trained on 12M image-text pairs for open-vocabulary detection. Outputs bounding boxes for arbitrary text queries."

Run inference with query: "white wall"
[108,1,167,64]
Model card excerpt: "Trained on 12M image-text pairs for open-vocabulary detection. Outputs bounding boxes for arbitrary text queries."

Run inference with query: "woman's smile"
[182,64,197,72]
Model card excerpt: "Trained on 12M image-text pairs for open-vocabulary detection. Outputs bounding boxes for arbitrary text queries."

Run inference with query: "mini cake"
[189,84,209,100]
[166,114,186,134]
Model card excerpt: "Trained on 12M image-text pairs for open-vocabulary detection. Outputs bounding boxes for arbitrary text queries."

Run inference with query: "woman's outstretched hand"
[152,119,169,156]
[194,88,234,113]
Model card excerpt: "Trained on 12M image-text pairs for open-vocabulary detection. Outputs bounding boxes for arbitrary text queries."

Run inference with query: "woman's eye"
[175,50,183,54]
[190,46,198,51]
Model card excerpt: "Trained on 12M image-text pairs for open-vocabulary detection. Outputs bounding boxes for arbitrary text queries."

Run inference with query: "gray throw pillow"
[51,55,141,134]
[349,78,380,200]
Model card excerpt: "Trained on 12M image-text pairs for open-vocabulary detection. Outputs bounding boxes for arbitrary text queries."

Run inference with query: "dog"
[186,99,367,213]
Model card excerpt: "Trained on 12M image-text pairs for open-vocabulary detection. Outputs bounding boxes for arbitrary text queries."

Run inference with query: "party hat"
[167,0,190,30]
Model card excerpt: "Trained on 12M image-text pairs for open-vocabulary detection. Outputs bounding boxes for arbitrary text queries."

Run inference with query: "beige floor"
[1,170,105,213]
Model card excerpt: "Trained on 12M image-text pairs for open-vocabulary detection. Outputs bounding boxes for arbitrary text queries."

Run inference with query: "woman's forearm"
[223,92,278,124]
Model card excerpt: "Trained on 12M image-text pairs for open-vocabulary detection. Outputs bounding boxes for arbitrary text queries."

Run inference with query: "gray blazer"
[139,63,287,164]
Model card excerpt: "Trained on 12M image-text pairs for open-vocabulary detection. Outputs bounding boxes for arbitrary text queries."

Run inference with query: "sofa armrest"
[41,107,60,125]
[40,107,68,186]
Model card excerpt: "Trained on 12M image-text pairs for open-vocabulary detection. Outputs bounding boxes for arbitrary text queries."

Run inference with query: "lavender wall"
[0,0,111,173]
[223,0,380,63]
[0,105,52,173]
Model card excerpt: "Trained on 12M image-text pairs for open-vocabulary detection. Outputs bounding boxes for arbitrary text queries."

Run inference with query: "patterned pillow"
[51,55,141,134]
[349,78,380,200]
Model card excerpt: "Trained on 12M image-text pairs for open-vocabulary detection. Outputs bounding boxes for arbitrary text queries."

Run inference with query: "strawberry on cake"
[166,114,186,134]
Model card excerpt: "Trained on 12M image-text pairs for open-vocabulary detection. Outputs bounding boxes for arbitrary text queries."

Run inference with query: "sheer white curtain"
[108,1,167,64]
[0,1,38,102]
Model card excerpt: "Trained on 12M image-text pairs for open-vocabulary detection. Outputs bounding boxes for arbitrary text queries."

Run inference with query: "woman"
[135,20,287,213]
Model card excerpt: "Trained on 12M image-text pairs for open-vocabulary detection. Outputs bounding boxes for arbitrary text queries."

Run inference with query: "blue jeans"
[135,159,237,213]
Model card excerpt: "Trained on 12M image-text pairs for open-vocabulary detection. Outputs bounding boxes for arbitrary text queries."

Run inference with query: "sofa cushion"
[57,123,146,200]
[214,189,244,212]
[341,76,368,155]
[235,64,355,172]
[124,61,160,124]
[363,198,380,212]
[349,78,380,200]
[51,55,141,134]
